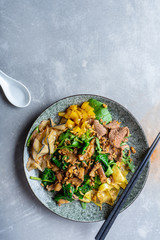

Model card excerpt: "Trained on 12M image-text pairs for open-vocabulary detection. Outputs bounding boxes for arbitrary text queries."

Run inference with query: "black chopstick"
[95,132,160,240]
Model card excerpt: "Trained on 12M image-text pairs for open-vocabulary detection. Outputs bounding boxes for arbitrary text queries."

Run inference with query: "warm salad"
[27,99,136,209]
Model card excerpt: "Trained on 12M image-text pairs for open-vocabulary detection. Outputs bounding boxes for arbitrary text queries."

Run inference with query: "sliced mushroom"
[37,128,47,142]
[30,128,39,143]
[39,120,50,132]
[53,124,67,131]
[31,147,38,160]
[49,118,56,127]
[26,157,39,171]
[33,138,42,152]
[37,144,49,158]
[47,129,57,154]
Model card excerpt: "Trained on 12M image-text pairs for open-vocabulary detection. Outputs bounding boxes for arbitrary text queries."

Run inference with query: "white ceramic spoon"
[0,70,31,107]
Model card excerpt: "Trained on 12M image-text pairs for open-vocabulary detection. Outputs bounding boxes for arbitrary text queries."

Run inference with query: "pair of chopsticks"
[95,132,160,240]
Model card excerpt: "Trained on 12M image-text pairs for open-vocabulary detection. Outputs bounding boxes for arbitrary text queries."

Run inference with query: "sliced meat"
[68,152,77,165]
[54,182,62,191]
[65,166,76,178]
[89,162,101,177]
[105,120,120,129]
[46,184,54,191]
[94,120,107,137]
[57,199,70,206]
[66,177,82,187]
[97,164,107,183]
[90,162,107,183]
[59,149,77,165]
[109,127,130,148]
[78,138,95,161]
[56,171,63,182]
[51,163,60,172]
[77,168,85,181]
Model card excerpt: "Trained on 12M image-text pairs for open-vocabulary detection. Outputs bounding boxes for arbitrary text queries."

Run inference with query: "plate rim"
[23,93,150,222]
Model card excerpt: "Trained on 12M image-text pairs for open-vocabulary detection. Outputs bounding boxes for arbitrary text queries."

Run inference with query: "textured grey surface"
[0,0,160,240]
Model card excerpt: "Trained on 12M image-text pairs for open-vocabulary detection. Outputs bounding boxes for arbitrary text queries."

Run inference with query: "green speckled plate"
[23,94,149,222]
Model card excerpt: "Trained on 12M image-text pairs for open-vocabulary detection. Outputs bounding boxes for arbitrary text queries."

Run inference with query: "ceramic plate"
[23,94,149,222]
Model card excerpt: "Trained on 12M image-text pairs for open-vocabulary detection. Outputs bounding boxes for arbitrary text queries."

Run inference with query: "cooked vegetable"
[27,126,39,147]
[122,150,135,173]
[33,138,42,152]
[95,137,102,153]
[41,168,56,187]
[47,129,56,154]
[81,202,87,209]
[38,144,49,156]
[30,176,55,183]
[50,118,55,127]
[27,98,135,209]
[39,120,50,132]
[89,98,112,123]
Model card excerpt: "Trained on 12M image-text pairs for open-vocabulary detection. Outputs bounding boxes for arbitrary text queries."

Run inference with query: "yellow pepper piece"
[58,112,65,117]
[59,101,95,136]
[66,119,75,129]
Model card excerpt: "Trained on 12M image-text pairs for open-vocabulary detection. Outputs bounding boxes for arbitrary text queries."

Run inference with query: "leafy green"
[96,154,109,168]
[124,133,131,138]
[30,176,55,183]
[58,130,72,147]
[63,183,75,199]
[79,130,93,154]
[27,126,39,147]
[81,129,93,142]
[52,156,69,171]
[94,175,101,189]
[81,202,87,209]
[74,175,92,199]
[88,98,102,112]
[41,168,56,187]
[122,150,135,173]
[95,137,102,153]
[89,98,112,123]
[52,156,62,168]
[58,130,82,149]
[61,157,69,170]
[105,166,113,177]
[96,154,116,177]
[78,184,92,195]
[54,184,75,202]
[81,141,90,154]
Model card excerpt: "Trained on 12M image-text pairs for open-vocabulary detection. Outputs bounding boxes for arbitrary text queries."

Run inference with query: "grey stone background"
[0,1,160,240]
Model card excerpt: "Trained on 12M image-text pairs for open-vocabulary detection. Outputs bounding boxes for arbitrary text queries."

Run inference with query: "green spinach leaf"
[89,98,112,123]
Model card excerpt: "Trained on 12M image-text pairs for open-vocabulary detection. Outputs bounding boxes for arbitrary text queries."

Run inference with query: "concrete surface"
[0,0,160,240]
